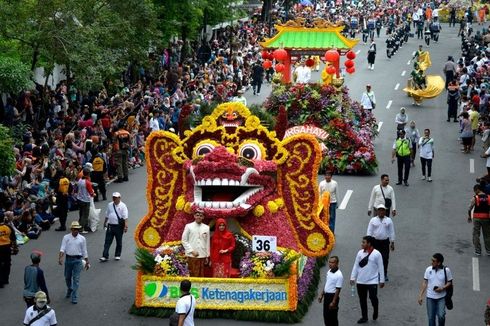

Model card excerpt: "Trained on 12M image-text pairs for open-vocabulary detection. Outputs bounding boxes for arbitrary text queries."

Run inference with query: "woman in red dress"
[210,218,236,277]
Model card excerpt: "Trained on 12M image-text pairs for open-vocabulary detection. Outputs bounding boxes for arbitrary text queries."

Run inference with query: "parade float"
[131,102,334,322]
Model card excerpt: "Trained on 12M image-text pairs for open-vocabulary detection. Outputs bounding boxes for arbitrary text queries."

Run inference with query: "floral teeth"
[193,187,263,210]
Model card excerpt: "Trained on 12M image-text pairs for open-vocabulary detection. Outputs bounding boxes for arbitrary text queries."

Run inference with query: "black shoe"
[453,120,458,122]
[115,179,123,183]
[55,227,66,231]
[395,182,402,185]
[123,177,129,182]
[404,182,409,186]
[373,311,378,320]
[357,318,368,324]
[102,196,107,201]
[447,119,450,122]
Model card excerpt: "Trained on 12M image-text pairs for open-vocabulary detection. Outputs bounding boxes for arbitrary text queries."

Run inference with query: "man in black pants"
[392,130,411,186]
[318,256,343,326]
[350,236,385,324]
[251,60,264,96]
[367,205,395,280]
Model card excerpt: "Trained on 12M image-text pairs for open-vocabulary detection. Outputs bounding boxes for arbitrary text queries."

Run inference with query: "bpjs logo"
[144,283,199,299]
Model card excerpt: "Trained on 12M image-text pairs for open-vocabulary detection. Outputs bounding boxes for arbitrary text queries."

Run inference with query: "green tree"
[0,55,34,94]
[0,125,15,177]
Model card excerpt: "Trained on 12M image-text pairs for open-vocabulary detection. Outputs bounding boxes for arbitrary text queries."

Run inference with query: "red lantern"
[324,50,340,62]
[347,67,356,74]
[326,66,336,75]
[273,49,288,62]
[261,51,269,60]
[305,58,315,67]
[346,50,356,60]
[344,60,355,69]
[262,60,272,69]
[275,63,285,72]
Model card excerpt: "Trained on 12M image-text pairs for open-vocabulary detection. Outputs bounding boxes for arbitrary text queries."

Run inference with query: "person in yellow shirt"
[0,213,17,287]
[392,130,411,186]
[469,107,480,151]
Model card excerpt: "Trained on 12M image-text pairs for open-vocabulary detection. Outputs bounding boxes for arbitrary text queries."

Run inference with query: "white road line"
[470,158,475,174]
[401,70,406,76]
[407,60,411,65]
[338,190,353,210]
[394,83,400,90]
[356,49,361,54]
[473,257,480,291]
[377,121,383,132]
[386,100,392,109]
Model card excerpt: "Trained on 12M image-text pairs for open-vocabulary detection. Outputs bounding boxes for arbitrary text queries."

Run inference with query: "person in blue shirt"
[23,252,49,307]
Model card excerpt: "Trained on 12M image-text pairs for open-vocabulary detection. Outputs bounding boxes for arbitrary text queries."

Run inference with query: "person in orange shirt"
[0,213,17,287]
[479,7,487,25]
[425,7,432,22]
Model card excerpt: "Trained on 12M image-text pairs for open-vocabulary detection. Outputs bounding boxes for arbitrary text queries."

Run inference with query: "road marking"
[470,158,475,174]
[386,100,392,109]
[356,49,361,54]
[407,60,411,65]
[401,70,406,76]
[338,190,353,210]
[394,83,400,90]
[473,257,480,291]
[377,121,383,132]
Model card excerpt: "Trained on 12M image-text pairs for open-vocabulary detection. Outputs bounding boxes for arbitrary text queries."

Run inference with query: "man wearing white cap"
[366,204,395,281]
[100,192,128,262]
[23,291,57,326]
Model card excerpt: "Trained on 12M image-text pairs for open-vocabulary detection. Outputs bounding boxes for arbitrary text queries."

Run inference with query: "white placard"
[252,235,277,252]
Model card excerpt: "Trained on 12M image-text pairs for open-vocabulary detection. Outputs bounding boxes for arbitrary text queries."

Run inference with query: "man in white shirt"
[181,209,210,277]
[318,256,343,326]
[295,61,312,84]
[175,280,196,326]
[100,192,128,262]
[419,129,434,181]
[418,253,453,326]
[149,111,160,132]
[350,236,385,324]
[367,204,395,280]
[319,171,339,233]
[23,291,57,326]
[58,221,90,304]
[368,174,397,217]
[232,89,247,106]
[360,84,376,113]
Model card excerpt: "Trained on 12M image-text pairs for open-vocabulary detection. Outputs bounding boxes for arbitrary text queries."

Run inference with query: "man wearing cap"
[360,85,376,114]
[100,192,128,262]
[182,210,210,277]
[366,204,395,280]
[59,221,90,304]
[76,168,95,233]
[23,252,49,307]
[23,291,57,326]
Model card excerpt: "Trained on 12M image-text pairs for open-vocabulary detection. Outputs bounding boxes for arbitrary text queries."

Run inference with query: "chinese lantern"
[344,60,355,69]
[305,58,315,67]
[275,63,285,72]
[346,50,356,60]
[346,67,355,74]
[262,60,272,69]
[324,50,340,62]
[261,51,269,59]
[326,66,336,75]
[273,49,288,62]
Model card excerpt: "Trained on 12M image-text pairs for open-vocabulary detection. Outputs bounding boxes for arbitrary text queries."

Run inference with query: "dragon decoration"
[135,102,334,257]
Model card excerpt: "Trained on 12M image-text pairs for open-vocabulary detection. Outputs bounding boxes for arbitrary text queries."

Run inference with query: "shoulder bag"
[359,251,372,268]
[367,93,376,109]
[444,267,453,310]
[113,203,125,228]
[380,186,392,211]
[169,295,193,326]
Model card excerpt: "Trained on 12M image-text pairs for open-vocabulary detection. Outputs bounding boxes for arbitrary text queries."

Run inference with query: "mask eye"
[239,144,262,160]
[195,143,215,156]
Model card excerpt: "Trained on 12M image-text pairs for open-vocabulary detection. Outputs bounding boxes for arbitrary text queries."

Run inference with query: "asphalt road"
[3,24,490,326]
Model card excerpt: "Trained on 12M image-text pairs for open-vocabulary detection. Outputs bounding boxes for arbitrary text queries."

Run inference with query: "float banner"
[137,274,297,311]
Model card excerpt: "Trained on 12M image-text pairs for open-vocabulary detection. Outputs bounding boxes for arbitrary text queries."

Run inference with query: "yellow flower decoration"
[175,196,186,211]
[184,202,192,214]
[274,198,285,209]
[306,232,326,252]
[143,227,161,247]
[267,201,279,214]
[253,205,265,217]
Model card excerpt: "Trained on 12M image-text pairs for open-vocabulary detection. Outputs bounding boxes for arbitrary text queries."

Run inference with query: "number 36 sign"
[252,235,277,252]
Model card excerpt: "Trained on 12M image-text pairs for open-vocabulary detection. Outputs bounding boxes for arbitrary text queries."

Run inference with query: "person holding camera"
[99,192,128,262]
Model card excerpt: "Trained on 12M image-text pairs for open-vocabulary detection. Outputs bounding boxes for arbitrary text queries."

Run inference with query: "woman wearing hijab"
[210,218,236,278]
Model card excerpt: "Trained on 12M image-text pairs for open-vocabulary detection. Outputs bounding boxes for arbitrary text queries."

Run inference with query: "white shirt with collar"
[105,201,128,225]
[424,266,453,299]
[149,117,160,132]
[419,137,434,159]
[318,179,338,203]
[360,91,376,110]
[23,305,57,326]
[181,221,210,258]
[323,268,343,294]
[350,249,385,284]
[367,216,395,241]
[60,233,88,258]
[368,185,396,211]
